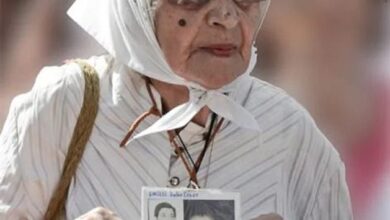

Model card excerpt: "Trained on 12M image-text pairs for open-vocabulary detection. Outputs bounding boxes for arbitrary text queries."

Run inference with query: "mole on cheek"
[178,18,187,27]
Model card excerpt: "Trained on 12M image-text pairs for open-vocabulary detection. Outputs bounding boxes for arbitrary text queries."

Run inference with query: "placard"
[142,187,241,220]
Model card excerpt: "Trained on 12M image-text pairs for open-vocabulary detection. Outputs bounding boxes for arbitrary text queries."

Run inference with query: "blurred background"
[0,0,103,125]
[0,0,389,219]
[255,0,390,219]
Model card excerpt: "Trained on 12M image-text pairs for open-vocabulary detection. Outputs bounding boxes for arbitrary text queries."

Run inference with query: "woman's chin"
[172,58,247,89]
[193,71,243,89]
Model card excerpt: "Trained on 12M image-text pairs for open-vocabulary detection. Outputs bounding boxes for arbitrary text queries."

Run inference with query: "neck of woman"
[149,78,210,127]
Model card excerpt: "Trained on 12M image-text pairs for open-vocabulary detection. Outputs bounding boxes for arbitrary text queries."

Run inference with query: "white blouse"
[0,55,352,220]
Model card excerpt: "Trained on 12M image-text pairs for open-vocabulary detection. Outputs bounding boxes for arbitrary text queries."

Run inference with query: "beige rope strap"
[44,60,100,220]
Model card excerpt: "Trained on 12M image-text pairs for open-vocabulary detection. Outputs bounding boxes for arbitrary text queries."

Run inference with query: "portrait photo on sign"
[148,199,183,220]
[184,199,235,220]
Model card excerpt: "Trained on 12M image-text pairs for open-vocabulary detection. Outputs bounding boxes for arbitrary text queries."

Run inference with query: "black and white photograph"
[184,200,235,220]
[148,200,182,220]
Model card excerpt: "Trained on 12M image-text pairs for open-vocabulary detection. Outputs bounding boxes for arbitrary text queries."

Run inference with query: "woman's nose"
[207,0,239,29]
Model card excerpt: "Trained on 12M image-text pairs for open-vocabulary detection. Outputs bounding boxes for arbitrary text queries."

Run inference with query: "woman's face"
[155,0,264,89]
[156,207,176,220]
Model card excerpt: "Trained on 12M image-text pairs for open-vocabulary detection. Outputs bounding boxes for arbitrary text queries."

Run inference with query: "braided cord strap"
[44,60,100,220]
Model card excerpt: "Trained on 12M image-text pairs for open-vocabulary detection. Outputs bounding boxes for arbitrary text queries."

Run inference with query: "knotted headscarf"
[68,0,271,141]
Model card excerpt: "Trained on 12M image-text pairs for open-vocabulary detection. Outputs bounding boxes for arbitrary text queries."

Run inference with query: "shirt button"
[169,176,180,186]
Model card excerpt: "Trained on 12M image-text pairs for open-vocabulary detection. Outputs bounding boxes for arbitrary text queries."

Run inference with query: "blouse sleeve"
[0,63,85,220]
[300,115,353,220]
[283,105,353,220]
[0,94,31,219]
[307,163,353,220]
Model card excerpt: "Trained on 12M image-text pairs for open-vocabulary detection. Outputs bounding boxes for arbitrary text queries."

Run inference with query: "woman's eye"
[168,0,264,10]
[234,0,263,9]
[169,0,210,10]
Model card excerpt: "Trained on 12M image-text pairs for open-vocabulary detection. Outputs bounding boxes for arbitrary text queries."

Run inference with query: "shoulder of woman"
[22,55,113,112]
[33,54,112,94]
[6,54,113,151]
[248,77,345,195]
[246,77,305,125]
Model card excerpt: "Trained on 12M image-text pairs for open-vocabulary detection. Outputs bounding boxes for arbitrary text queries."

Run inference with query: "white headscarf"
[67,0,271,141]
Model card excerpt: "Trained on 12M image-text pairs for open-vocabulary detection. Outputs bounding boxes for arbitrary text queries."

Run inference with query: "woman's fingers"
[252,213,284,220]
[75,207,121,220]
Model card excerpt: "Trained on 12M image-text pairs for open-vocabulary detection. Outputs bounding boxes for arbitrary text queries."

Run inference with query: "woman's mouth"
[201,44,238,57]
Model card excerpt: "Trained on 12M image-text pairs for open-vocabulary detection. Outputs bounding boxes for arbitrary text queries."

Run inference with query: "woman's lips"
[200,44,237,57]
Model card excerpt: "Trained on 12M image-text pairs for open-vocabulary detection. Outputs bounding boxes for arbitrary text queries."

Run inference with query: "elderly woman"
[0,0,352,219]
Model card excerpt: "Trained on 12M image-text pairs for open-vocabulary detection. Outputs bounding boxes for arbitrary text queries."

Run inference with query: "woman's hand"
[75,207,122,220]
[252,213,284,220]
